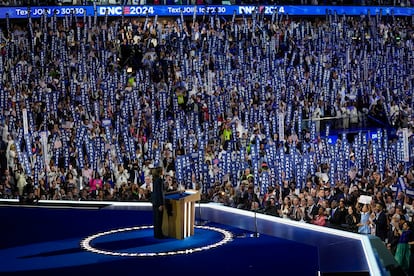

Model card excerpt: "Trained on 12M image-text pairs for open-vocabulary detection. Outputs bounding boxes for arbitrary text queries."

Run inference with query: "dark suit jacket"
[374,211,388,241]
[330,207,347,225]
[305,205,319,222]
[387,226,401,255]
[151,177,164,208]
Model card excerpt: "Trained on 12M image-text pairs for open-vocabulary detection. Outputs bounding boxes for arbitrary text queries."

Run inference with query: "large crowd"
[0,5,413,273]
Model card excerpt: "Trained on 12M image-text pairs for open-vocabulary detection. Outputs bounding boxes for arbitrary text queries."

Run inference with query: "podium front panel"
[163,190,200,239]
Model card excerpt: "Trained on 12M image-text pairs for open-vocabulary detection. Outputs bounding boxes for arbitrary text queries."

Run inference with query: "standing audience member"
[394,222,413,273]
[312,207,327,226]
[357,204,372,235]
[387,214,402,255]
[305,196,319,223]
[372,203,388,242]
[344,206,359,232]
[330,199,347,228]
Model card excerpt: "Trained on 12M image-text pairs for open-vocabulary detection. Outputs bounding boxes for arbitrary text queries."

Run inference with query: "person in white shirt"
[312,103,322,134]
[114,164,130,189]
[390,100,400,126]
[15,168,27,196]
[140,175,153,192]
[6,139,16,171]
[341,102,350,129]
[349,103,359,127]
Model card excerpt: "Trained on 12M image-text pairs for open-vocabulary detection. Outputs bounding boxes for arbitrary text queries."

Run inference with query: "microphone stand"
[252,203,260,238]
[195,199,206,226]
[253,208,259,238]
[179,182,185,195]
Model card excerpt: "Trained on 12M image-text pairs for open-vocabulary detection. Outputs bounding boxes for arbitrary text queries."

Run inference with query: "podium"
[162,190,201,240]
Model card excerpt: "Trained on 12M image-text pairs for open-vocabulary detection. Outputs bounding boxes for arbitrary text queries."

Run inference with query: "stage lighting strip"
[80,225,233,257]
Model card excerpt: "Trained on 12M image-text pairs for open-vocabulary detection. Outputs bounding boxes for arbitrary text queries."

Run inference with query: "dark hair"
[151,167,163,178]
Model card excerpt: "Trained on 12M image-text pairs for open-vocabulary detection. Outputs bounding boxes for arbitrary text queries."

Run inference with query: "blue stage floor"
[0,201,397,275]
[0,205,319,276]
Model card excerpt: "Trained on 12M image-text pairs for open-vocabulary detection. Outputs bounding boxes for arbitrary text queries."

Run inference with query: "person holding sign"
[357,204,372,235]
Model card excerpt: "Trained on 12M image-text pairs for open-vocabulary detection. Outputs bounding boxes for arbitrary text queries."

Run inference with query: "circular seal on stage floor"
[80,225,233,257]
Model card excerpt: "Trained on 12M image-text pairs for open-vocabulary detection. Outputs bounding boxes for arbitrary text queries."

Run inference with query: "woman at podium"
[150,165,165,239]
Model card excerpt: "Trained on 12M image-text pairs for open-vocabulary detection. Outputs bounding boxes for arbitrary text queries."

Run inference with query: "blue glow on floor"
[0,206,320,275]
